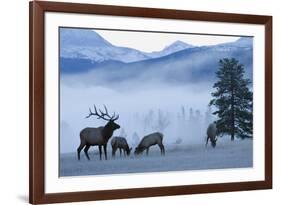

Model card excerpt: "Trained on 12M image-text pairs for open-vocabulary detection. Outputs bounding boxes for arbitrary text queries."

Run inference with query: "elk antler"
[111,112,119,121]
[86,105,119,121]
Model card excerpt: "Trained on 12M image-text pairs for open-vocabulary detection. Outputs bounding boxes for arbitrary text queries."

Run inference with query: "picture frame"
[29,1,272,204]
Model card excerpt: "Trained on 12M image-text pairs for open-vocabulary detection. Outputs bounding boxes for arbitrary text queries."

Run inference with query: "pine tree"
[209,58,253,140]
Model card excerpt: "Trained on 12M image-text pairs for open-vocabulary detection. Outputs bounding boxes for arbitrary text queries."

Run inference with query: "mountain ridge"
[60,37,253,87]
[60,28,198,63]
[60,28,253,86]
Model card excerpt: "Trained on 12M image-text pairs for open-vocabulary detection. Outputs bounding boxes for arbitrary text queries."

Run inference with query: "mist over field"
[59,28,253,176]
[60,79,213,153]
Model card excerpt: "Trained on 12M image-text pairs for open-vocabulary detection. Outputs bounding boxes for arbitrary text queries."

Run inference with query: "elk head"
[86,105,120,131]
[210,136,217,148]
[126,147,133,156]
[134,147,144,155]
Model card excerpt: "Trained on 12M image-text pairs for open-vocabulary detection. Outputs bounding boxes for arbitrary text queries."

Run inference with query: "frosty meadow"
[59,27,253,177]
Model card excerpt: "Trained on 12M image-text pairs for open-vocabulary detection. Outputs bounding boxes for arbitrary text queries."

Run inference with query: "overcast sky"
[95,29,240,52]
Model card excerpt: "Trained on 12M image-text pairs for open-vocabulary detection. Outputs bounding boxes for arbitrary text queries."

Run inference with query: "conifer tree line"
[210,58,253,140]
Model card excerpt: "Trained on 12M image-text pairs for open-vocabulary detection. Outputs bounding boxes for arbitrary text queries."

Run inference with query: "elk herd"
[77,105,217,161]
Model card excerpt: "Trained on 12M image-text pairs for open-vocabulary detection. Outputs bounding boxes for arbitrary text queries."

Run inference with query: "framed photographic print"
[29,1,272,204]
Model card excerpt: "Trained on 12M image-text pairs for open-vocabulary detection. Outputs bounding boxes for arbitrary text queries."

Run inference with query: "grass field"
[60,139,253,177]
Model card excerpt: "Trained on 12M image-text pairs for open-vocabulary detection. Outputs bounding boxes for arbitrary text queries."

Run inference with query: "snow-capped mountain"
[225,36,253,47]
[60,27,112,48]
[60,28,150,63]
[60,27,253,86]
[146,40,194,58]
[60,28,195,63]
[212,37,253,51]
[61,36,253,87]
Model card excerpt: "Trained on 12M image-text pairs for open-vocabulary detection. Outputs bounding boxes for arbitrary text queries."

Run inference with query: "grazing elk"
[205,122,218,148]
[111,137,132,157]
[134,132,165,156]
[77,105,120,160]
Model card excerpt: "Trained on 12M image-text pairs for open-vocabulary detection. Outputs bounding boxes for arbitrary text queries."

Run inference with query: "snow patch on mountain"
[60,28,151,63]
[146,40,194,58]
[60,28,196,63]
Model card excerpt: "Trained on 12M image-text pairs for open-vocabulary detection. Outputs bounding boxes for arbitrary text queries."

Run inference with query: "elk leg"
[103,145,107,160]
[119,148,122,157]
[77,142,85,160]
[98,146,102,160]
[146,148,149,156]
[159,144,165,156]
[84,145,91,160]
[112,147,116,158]
[158,144,165,155]
[205,136,209,147]
[158,144,162,155]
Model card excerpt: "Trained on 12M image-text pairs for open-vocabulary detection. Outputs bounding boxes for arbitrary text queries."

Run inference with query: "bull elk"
[134,132,165,156]
[111,137,132,157]
[205,122,218,148]
[77,105,120,160]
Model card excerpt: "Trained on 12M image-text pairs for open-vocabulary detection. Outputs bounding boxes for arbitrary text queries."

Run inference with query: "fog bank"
[60,79,214,153]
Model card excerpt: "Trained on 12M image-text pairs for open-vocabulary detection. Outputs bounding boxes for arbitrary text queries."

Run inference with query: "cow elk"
[205,122,218,148]
[134,132,165,156]
[77,105,120,160]
[111,137,132,157]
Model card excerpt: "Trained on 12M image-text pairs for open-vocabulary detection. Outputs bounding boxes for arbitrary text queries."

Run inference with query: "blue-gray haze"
[59,28,253,176]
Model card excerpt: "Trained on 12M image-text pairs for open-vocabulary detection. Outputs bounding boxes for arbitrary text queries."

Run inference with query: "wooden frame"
[29,1,272,204]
